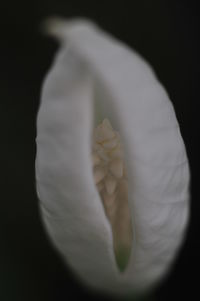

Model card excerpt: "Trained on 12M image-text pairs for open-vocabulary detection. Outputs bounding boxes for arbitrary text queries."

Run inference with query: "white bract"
[35,18,190,297]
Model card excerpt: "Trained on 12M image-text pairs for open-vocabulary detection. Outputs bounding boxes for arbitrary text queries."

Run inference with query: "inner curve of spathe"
[91,117,133,272]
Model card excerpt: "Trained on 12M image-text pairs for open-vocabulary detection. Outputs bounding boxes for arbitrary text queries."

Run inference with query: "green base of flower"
[115,247,131,272]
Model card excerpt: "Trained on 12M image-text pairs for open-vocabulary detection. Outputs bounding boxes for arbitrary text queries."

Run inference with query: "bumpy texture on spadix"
[92,119,132,271]
[36,18,190,297]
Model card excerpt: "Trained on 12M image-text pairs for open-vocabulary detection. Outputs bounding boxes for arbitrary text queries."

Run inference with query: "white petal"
[36,18,190,296]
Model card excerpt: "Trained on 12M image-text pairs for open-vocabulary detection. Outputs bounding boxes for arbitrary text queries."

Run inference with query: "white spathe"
[35,18,190,297]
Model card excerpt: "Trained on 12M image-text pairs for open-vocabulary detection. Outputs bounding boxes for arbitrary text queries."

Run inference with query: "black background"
[0,1,199,300]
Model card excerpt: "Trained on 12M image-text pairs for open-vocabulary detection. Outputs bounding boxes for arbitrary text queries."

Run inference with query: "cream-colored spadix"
[92,119,132,272]
[36,18,190,297]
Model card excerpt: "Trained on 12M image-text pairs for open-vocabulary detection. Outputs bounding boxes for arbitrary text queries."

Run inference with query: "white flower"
[35,18,190,298]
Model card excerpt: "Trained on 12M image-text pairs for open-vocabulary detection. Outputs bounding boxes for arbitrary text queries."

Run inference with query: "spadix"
[92,119,133,271]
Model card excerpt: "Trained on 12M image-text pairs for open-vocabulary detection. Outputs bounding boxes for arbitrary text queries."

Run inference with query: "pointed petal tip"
[40,16,98,40]
[40,16,66,38]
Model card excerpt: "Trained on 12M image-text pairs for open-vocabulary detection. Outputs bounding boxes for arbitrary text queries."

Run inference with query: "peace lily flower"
[35,18,190,298]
